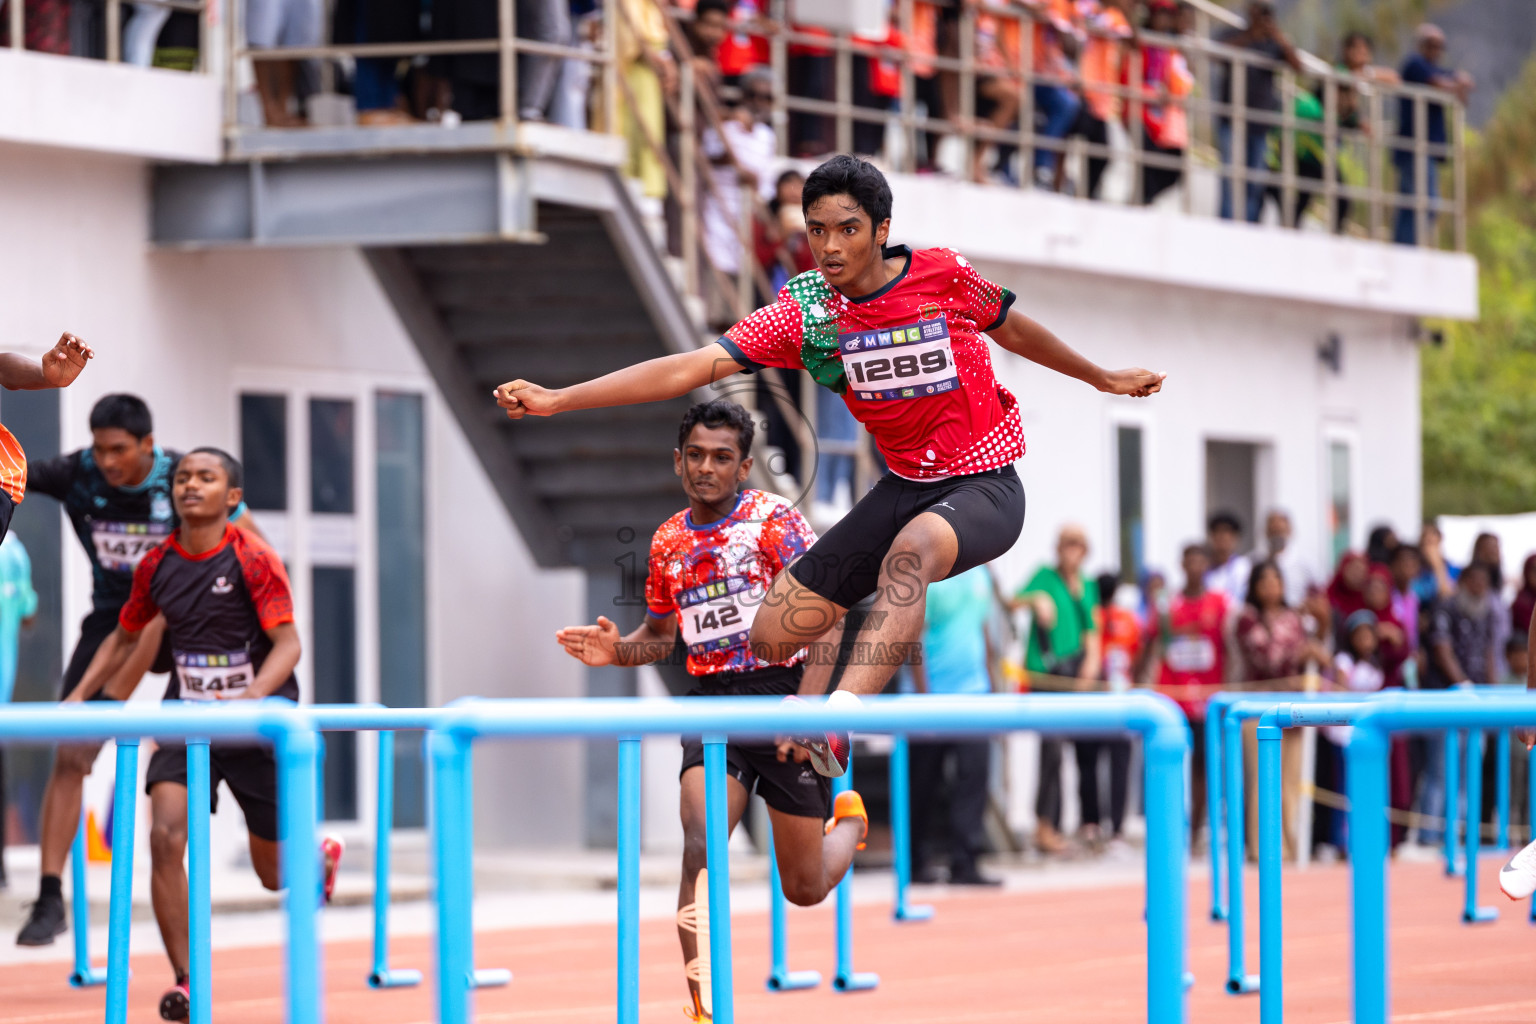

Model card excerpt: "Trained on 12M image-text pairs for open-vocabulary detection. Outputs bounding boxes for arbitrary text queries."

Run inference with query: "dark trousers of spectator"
[1063,105,1110,199]
[431,0,568,121]
[914,72,946,169]
[1140,136,1184,205]
[0,0,70,52]
[850,56,891,157]
[1189,722,1207,847]
[788,53,833,157]
[1313,734,1347,852]
[1264,152,1349,231]
[1217,117,1271,222]
[1075,738,1130,835]
[911,739,990,876]
[1036,737,1065,832]
[1392,150,1441,246]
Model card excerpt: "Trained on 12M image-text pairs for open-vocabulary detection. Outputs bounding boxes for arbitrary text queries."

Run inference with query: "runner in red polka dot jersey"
[495,155,1164,777]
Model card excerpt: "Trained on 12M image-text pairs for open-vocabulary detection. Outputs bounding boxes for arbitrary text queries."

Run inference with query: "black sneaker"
[159,981,190,1021]
[15,895,66,946]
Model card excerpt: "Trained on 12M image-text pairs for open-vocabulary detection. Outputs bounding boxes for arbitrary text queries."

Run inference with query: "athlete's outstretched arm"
[495,343,745,420]
[989,309,1164,397]
[62,623,137,703]
[0,333,93,391]
[556,613,678,668]
[226,621,301,700]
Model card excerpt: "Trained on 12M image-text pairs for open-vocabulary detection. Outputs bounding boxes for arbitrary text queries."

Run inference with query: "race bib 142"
[676,577,761,658]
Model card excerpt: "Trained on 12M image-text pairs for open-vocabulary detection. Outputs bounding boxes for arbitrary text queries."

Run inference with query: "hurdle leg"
[1444,729,1462,877]
[368,730,422,988]
[1257,721,1283,1024]
[277,727,323,1024]
[1529,744,1536,925]
[888,735,933,923]
[831,760,878,993]
[1496,729,1511,850]
[702,737,736,1023]
[461,754,511,990]
[187,739,213,1024]
[1144,725,1189,1022]
[1206,707,1227,921]
[431,729,477,1024]
[617,737,642,1024]
[765,818,821,991]
[104,739,139,1024]
[1462,729,1497,923]
[1223,713,1258,994]
[1347,725,1390,1024]
[68,803,107,987]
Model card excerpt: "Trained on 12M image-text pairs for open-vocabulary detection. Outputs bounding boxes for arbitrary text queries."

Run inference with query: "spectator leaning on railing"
[1057,0,1134,199]
[1128,0,1193,206]
[700,65,776,288]
[1214,0,1302,223]
[1393,22,1473,246]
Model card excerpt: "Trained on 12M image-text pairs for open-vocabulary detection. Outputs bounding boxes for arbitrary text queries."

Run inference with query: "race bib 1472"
[92,520,171,573]
[839,317,959,402]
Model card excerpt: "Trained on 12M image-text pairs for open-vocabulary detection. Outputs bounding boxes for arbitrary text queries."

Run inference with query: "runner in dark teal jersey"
[15,395,257,948]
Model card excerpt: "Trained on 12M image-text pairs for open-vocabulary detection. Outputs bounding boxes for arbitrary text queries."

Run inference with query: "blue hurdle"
[428,693,1190,1024]
[67,804,107,987]
[888,734,934,923]
[765,818,821,991]
[830,760,878,992]
[0,703,320,1024]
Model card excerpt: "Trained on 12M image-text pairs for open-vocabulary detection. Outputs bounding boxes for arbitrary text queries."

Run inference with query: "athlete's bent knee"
[56,742,100,776]
[779,875,829,908]
[149,821,187,864]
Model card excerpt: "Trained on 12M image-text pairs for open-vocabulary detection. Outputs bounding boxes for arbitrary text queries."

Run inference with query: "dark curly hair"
[803,154,893,228]
[677,400,755,458]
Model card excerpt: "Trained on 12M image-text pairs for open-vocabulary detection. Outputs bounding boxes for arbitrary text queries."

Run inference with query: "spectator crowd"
[902,508,1534,879]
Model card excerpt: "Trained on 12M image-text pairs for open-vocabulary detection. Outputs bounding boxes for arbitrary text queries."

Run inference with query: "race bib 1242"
[840,317,959,402]
[175,650,253,702]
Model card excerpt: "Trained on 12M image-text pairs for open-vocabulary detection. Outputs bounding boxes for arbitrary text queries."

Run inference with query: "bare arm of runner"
[988,308,1165,397]
[0,333,93,390]
[220,621,301,700]
[63,615,167,703]
[556,613,679,668]
[494,343,745,420]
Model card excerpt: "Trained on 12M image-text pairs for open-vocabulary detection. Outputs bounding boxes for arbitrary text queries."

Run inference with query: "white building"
[0,45,1476,859]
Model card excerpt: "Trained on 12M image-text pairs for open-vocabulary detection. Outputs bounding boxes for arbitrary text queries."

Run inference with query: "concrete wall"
[0,141,587,851]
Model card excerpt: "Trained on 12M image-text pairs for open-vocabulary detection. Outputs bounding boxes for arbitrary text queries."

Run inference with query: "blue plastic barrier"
[0,703,320,1024]
[427,694,1191,1024]
[67,805,107,987]
[765,819,821,991]
[888,735,934,923]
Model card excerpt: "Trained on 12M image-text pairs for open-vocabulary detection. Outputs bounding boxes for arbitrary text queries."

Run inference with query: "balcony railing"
[4,0,208,67]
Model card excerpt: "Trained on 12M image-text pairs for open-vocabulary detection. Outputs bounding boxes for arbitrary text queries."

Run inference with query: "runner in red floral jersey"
[553,402,865,1023]
[498,155,1164,776]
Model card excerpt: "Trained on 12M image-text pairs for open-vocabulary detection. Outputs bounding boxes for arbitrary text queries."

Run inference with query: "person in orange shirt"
[1057,0,1133,197]
[1127,0,1194,204]
[1076,571,1139,851]
[0,333,93,543]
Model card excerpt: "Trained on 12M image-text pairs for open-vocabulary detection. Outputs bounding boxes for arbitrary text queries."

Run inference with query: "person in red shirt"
[1154,544,1229,848]
[495,154,1164,776]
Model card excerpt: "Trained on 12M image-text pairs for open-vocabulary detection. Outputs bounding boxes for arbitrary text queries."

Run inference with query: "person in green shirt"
[1012,525,1101,854]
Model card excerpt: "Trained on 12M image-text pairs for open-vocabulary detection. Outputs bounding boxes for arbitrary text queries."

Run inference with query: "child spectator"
[1315,609,1385,858]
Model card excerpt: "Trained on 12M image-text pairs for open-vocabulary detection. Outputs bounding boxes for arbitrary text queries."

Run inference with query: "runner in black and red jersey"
[70,449,341,1022]
[17,395,263,948]
[496,155,1164,775]
[554,401,864,1024]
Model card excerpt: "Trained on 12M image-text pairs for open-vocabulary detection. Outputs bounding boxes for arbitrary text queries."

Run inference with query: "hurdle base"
[1462,906,1498,924]
[1225,974,1260,995]
[894,903,934,922]
[1444,859,1464,878]
[471,968,513,988]
[368,968,424,989]
[833,971,879,992]
[767,969,822,991]
[1184,971,1196,991]
[1209,908,1227,923]
[68,966,108,989]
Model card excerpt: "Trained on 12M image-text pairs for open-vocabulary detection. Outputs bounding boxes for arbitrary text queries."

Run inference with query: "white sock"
[826,689,862,709]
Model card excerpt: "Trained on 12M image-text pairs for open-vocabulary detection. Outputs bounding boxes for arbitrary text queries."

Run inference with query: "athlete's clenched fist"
[493,379,561,419]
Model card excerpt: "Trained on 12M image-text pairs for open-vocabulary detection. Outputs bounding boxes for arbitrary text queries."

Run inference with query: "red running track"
[2,860,1533,1023]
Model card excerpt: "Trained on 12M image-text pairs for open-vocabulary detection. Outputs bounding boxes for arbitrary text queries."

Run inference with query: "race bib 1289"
[840,317,959,402]
[676,576,760,658]
[175,650,253,702]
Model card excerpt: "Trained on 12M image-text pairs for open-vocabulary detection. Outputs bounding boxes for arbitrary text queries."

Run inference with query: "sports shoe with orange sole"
[826,790,869,851]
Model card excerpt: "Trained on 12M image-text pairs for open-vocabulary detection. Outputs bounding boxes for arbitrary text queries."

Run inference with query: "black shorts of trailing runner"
[145,740,281,842]
[679,664,831,820]
[0,486,12,546]
[788,465,1025,609]
[59,606,175,701]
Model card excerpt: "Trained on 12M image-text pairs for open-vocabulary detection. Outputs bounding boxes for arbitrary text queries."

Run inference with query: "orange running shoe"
[826,790,869,851]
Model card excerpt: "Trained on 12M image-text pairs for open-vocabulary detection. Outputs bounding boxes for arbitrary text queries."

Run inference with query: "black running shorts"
[145,740,281,842]
[788,465,1026,609]
[679,664,831,820]
[61,605,174,701]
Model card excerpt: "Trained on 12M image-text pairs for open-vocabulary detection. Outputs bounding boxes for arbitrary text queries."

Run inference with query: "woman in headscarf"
[1327,552,1370,640]
[1364,563,1414,846]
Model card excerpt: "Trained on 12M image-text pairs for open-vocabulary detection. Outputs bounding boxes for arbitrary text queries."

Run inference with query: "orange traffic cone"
[86,810,112,863]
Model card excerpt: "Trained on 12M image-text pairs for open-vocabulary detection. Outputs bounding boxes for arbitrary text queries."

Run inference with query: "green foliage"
[1421,56,1536,515]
